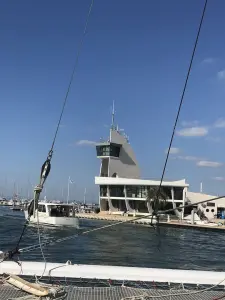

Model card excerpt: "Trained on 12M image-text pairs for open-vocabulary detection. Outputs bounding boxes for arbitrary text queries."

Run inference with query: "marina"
[1,0,225,299]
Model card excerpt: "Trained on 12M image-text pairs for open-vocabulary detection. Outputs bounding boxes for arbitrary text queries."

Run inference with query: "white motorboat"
[24,202,79,227]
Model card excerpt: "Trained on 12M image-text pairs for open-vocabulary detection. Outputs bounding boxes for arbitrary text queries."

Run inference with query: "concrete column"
[99,188,102,211]
[124,185,129,214]
[107,185,111,213]
[146,200,153,214]
[171,187,182,219]
[182,187,187,220]
[107,185,117,213]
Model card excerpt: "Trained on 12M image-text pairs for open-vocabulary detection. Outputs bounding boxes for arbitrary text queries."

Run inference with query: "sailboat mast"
[67,176,70,204]
[84,188,87,205]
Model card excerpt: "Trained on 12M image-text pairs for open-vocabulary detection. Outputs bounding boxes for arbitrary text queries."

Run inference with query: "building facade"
[95,119,189,218]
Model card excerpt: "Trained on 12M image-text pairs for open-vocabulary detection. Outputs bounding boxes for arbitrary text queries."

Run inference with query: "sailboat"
[2,0,225,299]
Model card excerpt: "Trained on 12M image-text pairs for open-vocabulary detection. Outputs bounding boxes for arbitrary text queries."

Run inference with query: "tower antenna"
[111,100,115,129]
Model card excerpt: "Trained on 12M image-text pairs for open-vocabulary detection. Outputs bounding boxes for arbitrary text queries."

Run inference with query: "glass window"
[207,202,215,207]
[173,187,183,200]
[127,186,138,198]
[50,205,69,217]
[100,185,107,197]
[96,144,120,157]
[110,145,120,157]
[109,185,125,197]
[38,205,46,212]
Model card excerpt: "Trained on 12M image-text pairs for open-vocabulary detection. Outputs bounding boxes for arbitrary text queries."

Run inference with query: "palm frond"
[146,186,168,211]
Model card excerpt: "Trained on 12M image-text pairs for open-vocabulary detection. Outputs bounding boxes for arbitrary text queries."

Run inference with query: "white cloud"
[197,160,223,168]
[165,147,180,154]
[181,120,199,127]
[177,155,199,161]
[218,70,225,80]
[202,57,215,64]
[176,127,208,137]
[76,140,96,146]
[214,118,225,128]
[213,176,225,181]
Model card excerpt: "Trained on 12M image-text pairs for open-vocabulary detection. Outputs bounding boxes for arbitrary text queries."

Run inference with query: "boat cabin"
[37,202,76,218]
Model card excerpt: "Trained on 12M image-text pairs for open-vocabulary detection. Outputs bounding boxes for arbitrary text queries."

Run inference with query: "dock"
[76,213,225,231]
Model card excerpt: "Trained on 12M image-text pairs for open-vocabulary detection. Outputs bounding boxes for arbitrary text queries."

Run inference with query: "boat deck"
[2,281,225,300]
[2,262,225,299]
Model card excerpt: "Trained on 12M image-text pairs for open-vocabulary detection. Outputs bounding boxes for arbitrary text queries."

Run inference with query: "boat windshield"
[49,205,72,217]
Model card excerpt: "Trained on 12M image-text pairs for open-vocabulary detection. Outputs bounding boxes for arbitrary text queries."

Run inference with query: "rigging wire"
[18,194,225,254]
[0,0,95,263]
[36,209,47,281]
[50,0,94,151]
[152,0,208,217]
[121,275,225,299]
[27,0,95,276]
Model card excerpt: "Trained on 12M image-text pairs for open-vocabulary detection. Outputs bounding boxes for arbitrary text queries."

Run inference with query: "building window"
[110,144,121,157]
[100,185,107,197]
[126,186,147,198]
[207,202,215,207]
[137,186,147,198]
[211,209,214,213]
[206,209,209,212]
[127,186,138,198]
[173,187,183,200]
[109,185,124,197]
[96,143,121,158]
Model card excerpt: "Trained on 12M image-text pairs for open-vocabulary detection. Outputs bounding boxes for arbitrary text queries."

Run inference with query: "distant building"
[187,191,225,220]
[94,107,189,218]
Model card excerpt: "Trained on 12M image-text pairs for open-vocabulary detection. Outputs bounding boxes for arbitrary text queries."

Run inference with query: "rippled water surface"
[0,207,224,271]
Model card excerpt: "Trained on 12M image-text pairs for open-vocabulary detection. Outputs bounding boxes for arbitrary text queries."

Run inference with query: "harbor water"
[0,206,224,271]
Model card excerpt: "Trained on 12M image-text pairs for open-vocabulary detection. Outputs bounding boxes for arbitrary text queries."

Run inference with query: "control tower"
[95,103,140,179]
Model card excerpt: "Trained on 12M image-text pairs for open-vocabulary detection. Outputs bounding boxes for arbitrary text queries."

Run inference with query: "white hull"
[24,211,79,227]
[1,261,225,285]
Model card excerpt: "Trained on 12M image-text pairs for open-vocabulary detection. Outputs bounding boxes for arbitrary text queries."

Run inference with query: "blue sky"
[1,0,225,200]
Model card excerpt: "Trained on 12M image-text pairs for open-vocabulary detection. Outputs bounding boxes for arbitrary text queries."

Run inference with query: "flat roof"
[95,176,189,187]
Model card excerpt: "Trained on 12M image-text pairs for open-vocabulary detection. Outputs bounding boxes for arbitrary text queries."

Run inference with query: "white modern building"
[94,111,189,218]
[187,191,225,220]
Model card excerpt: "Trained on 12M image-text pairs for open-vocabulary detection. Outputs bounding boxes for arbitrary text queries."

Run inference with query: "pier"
[76,213,225,231]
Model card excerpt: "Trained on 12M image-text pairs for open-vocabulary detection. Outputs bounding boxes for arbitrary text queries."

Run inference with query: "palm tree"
[146,186,168,212]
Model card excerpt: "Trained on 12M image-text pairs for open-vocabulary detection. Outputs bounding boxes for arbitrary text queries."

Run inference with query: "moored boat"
[24,202,79,227]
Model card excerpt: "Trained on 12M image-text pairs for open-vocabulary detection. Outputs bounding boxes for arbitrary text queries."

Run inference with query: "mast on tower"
[111,100,115,130]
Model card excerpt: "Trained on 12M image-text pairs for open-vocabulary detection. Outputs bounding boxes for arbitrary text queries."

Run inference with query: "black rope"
[50,0,94,152]
[152,0,208,219]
